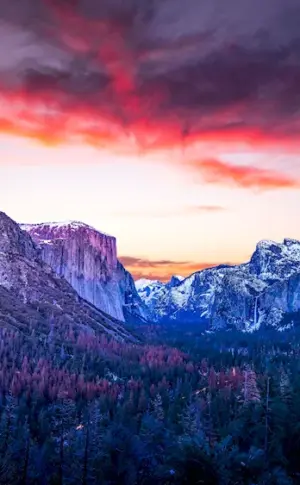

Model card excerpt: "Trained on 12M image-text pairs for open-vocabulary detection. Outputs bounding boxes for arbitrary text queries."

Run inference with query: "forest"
[0,313,300,484]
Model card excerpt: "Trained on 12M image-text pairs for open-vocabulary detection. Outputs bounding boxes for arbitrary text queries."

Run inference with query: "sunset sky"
[1,0,300,281]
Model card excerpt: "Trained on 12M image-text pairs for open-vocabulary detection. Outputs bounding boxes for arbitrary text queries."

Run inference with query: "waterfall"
[254,296,258,326]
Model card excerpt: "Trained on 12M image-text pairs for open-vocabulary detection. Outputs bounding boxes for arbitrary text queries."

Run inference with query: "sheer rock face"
[0,212,136,342]
[21,221,147,322]
[136,240,300,331]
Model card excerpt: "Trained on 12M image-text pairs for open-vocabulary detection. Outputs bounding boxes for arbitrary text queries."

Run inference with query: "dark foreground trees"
[0,324,299,483]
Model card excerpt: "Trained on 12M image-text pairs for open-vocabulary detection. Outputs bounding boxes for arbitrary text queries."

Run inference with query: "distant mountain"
[21,220,149,323]
[0,212,136,342]
[135,275,184,302]
[136,240,300,331]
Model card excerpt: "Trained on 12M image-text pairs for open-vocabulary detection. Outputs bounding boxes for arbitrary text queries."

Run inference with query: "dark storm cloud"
[0,0,300,149]
[24,66,111,96]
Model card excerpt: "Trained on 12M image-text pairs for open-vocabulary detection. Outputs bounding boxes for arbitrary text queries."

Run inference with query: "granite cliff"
[21,221,148,322]
[0,212,136,342]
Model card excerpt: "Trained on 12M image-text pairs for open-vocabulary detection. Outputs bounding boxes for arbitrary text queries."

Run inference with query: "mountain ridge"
[136,238,300,331]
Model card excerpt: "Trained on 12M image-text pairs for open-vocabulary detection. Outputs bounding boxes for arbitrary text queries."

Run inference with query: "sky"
[1,0,300,281]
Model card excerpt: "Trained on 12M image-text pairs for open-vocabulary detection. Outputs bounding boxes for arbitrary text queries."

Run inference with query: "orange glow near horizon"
[118,259,238,282]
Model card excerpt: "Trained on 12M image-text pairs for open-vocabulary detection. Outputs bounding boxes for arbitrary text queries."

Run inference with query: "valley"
[0,211,300,483]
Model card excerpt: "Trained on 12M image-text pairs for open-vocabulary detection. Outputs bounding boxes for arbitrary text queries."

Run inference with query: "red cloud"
[1,89,299,158]
[1,0,300,156]
[191,158,299,191]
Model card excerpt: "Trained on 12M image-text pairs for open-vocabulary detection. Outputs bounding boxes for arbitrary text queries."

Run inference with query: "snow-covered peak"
[254,239,300,261]
[21,220,118,270]
[250,238,300,281]
[20,220,113,239]
[255,239,279,250]
[135,278,164,291]
[135,278,166,307]
[135,275,184,292]
[173,275,184,281]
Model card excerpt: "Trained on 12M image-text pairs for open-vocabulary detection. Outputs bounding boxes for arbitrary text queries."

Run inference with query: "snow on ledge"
[20,220,114,238]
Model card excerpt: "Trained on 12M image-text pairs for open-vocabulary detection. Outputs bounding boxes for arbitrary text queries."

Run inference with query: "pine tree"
[18,416,31,485]
[264,376,270,457]
[49,399,77,485]
[242,366,261,405]
[0,393,20,485]
[0,392,17,455]
[152,393,164,422]
[63,400,106,485]
[279,367,292,405]
[203,392,218,447]
[180,402,202,437]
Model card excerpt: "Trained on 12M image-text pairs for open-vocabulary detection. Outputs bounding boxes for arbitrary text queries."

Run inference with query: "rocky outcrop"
[167,275,184,288]
[0,212,38,259]
[256,272,300,329]
[136,240,300,331]
[0,212,136,342]
[21,221,148,322]
[249,239,300,282]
